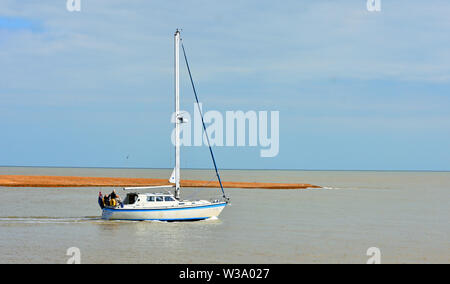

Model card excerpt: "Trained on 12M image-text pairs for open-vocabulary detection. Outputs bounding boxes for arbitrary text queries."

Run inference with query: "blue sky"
[0,0,449,170]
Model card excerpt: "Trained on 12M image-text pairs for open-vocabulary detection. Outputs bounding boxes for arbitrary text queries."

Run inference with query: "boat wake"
[320,186,346,190]
[205,216,219,221]
[0,216,102,224]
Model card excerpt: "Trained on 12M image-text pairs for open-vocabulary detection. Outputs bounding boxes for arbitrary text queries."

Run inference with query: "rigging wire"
[181,41,228,200]
[184,173,218,200]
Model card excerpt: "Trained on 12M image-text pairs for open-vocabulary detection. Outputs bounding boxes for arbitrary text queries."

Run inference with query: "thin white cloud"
[1,0,449,86]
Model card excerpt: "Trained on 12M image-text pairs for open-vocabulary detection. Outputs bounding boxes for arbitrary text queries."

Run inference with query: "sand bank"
[0,175,320,189]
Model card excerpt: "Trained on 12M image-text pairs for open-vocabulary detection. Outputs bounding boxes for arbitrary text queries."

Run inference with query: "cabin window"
[147,196,155,202]
[164,196,175,202]
[124,193,138,205]
[156,196,163,202]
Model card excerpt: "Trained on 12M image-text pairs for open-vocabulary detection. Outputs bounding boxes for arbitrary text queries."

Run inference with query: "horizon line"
[0,165,449,173]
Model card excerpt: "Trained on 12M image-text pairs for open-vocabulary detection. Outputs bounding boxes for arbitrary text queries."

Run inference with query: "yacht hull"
[101,202,227,221]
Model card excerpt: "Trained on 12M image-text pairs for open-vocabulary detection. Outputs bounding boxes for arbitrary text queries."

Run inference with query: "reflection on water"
[0,167,449,263]
[0,216,221,225]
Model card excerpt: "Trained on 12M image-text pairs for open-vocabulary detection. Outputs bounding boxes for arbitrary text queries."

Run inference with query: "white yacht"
[102,191,227,221]
[100,30,229,221]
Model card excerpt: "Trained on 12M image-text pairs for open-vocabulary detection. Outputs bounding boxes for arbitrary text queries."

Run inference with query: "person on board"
[110,189,118,200]
[109,189,122,207]
[103,194,110,207]
[98,192,104,209]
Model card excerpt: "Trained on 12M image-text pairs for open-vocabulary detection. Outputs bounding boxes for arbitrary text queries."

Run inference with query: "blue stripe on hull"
[103,202,226,212]
[115,217,209,222]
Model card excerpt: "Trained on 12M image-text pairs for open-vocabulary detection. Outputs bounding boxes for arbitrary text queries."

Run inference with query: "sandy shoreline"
[0,175,320,189]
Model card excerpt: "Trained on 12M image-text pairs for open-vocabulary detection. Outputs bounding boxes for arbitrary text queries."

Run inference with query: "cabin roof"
[127,192,173,197]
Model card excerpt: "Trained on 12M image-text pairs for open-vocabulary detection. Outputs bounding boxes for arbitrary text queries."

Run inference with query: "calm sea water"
[0,167,449,264]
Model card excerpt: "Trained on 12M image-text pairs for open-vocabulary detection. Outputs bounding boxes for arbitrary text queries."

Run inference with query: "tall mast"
[174,29,181,200]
